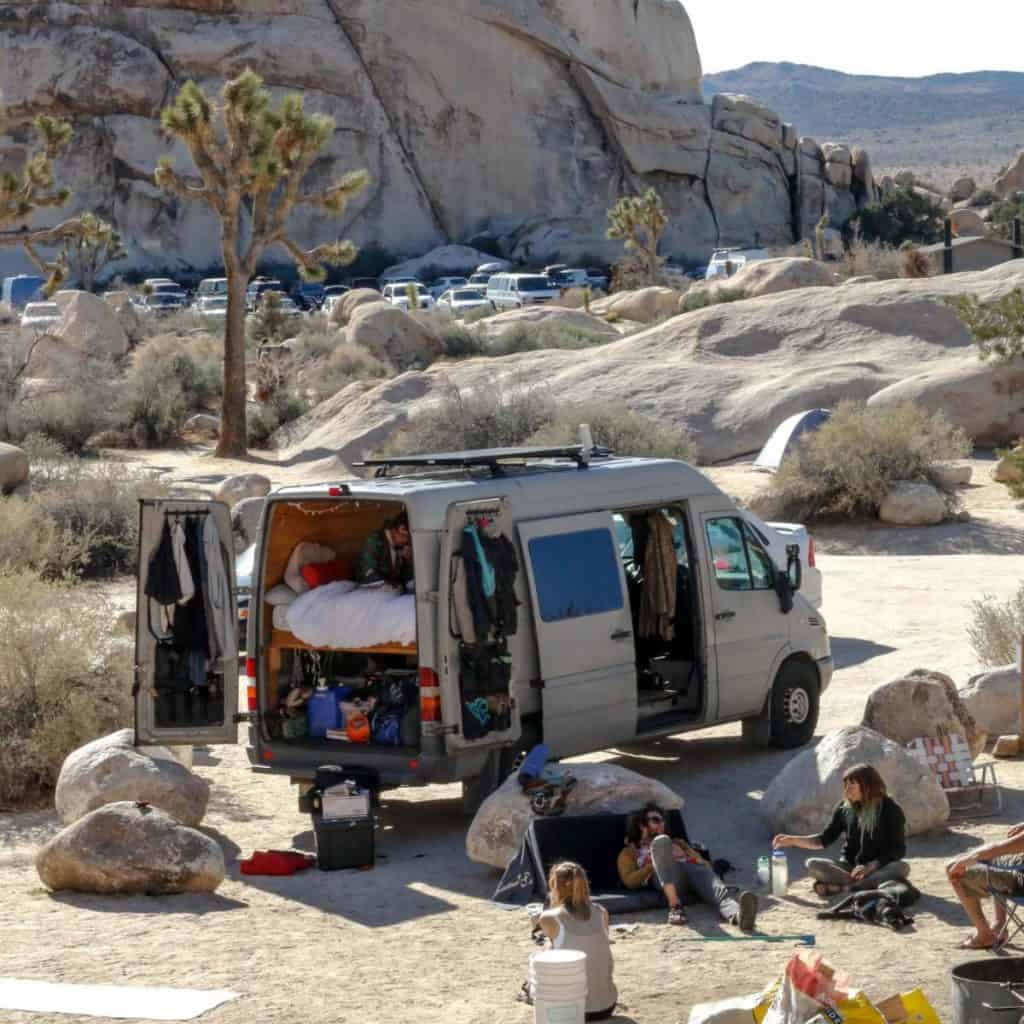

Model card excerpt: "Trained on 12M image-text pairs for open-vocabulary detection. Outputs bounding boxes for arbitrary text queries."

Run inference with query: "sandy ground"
[3,452,1024,1023]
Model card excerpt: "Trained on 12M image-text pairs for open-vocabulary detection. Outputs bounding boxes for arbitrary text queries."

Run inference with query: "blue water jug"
[307,683,340,738]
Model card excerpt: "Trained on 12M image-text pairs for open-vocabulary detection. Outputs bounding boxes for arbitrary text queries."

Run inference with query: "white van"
[197,278,228,298]
[487,273,561,310]
[133,445,832,810]
[705,248,769,280]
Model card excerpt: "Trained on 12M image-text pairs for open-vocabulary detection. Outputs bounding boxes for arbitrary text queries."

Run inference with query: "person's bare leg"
[950,878,998,947]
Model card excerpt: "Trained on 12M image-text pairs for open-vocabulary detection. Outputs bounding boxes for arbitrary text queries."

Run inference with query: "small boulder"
[862,668,986,759]
[55,729,210,826]
[330,289,383,326]
[0,441,29,494]
[931,462,972,489]
[726,257,835,298]
[994,151,1024,200]
[182,413,220,439]
[951,177,977,203]
[960,665,1020,738]
[36,801,225,895]
[117,610,136,635]
[214,473,271,509]
[760,726,949,836]
[345,302,442,371]
[894,169,916,188]
[994,448,1024,484]
[231,495,265,546]
[878,481,946,525]
[466,763,683,870]
[951,209,986,238]
[590,287,684,325]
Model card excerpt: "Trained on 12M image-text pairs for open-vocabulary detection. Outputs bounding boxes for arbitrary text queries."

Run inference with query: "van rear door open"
[134,499,239,746]
[517,512,636,757]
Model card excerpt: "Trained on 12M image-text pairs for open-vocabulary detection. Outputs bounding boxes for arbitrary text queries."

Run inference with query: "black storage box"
[311,811,375,871]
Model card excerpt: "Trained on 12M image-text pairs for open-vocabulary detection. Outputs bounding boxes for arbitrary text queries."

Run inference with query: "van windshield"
[517,276,552,292]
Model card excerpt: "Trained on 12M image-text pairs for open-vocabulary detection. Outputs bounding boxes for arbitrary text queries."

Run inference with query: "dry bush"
[753,400,971,522]
[436,323,485,360]
[840,238,902,280]
[900,246,931,279]
[527,404,697,462]
[11,378,119,453]
[0,572,132,807]
[967,585,1024,667]
[489,320,613,356]
[678,286,747,314]
[463,304,493,325]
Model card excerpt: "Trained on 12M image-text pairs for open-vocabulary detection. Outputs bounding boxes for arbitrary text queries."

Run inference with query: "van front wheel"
[769,661,819,749]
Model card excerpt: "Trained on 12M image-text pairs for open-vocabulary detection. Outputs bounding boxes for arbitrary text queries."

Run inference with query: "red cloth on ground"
[239,850,316,876]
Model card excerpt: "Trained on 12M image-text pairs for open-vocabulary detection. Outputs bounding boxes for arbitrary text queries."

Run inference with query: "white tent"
[754,409,831,472]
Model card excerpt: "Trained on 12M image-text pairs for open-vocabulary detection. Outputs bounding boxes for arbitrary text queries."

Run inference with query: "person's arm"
[600,905,610,934]
[617,847,654,890]
[538,914,559,945]
[773,834,825,851]
[775,804,844,852]
[949,829,1024,878]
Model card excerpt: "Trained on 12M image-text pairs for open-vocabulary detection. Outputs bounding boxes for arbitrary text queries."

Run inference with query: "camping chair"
[982,863,1024,952]
[907,735,1002,819]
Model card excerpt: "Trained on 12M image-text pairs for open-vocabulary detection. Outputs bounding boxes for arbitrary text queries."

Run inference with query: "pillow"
[301,559,350,590]
[284,541,336,593]
[265,584,298,606]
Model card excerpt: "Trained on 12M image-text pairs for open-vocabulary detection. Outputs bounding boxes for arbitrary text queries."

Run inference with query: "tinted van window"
[529,529,623,621]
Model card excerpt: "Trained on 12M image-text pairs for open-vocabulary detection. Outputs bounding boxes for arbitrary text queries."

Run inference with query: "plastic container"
[307,683,340,738]
[757,856,770,888]
[530,951,587,1024]
[771,849,789,897]
[311,811,374,871]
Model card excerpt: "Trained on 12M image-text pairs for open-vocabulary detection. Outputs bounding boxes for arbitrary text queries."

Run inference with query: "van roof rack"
[355,445,607,478]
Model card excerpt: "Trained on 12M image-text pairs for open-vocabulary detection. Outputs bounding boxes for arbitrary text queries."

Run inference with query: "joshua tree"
[607,188,668,286]
[60,212,126,291]
[154,68,369,457]
[0,102,80,291]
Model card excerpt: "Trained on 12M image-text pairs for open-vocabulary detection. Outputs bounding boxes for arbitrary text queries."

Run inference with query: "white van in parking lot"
[134,444,831,809]
[487,273,561,310]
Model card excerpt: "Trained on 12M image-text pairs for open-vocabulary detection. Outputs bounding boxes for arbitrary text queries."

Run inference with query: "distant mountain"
[702,63,1024,189]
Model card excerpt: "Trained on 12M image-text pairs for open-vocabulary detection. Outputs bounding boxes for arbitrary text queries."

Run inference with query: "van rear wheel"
[769,660,819,749]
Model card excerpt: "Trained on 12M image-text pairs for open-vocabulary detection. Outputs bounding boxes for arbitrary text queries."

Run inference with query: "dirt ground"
[3,452,1024,1023]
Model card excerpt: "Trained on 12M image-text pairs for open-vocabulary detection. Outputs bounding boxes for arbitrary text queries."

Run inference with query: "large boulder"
[760,726,949,836]
[590,287,685,325]
[951,177,977,203]
[182,413,220,439]
[36,801,225,895]
[54,290,130,358]
[54,729,210,827]
[467,763,683,870]
[726,258,835,298]
[475,306,619,344]
[878,481,946,525]
[995,151,1024,200]
[0,441,29,494]
[346,302,442,370]
[862,669,986,759]
[231,495,265,546]
[330,290,384,327]
[214,473,271,509]
[931,462,972,489]
[960,665,1020,738]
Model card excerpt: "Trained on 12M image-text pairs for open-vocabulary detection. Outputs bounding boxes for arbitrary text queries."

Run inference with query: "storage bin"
[311,811,374,871]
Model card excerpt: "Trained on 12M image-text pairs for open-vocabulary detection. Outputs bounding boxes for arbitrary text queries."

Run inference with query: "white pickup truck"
[744,510,822,609]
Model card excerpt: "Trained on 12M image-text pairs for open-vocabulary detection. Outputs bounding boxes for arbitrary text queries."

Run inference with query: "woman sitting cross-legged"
[773,763,910,899]
[536,862,618,1021]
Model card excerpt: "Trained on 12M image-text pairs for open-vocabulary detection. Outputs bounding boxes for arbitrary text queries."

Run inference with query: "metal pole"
[944,218,953,275]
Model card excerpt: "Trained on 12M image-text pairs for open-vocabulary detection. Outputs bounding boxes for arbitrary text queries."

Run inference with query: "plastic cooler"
[311,811,374,871]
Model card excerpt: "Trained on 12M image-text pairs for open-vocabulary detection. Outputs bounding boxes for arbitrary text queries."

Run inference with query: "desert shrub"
[989,195,1024,242]
[967,584,1024,667]
[327,341,392,381]
[996,445,1024,498]
[855,185,945,247]
[946,289,1024,362]
[463,304,493,325]
[119,334,222,445]
[0,572,132,807]
[968,187,999,209]
[489,321,613,356]
[135,308,208,342]
[11,379,118,453]
[527,405,697,461]
[248,390,310,448]
[753,400,971,522]
[382,381,555,455]
[841,238,902,280]
[0,495,91,578]
[678,286,747,314]
[900,246,931,279]
[289,327,337,362]
[437,323,485,360]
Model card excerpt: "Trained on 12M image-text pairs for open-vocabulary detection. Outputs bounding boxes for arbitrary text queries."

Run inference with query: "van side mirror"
[786,544,802,591]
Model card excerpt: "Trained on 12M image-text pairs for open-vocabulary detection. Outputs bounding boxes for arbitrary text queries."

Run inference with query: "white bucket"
[534,997,586,1024]
[530,949,587,1023]
[530,951,587,978]
[532,976,587,994]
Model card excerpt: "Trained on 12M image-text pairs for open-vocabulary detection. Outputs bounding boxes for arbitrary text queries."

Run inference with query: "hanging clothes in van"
[638,512,677,642]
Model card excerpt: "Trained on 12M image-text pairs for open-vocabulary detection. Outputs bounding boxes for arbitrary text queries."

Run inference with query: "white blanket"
[284,581,416,648]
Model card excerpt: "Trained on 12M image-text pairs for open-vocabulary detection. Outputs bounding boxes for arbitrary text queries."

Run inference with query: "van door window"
[705,517,774,591]
[528,528,623,622]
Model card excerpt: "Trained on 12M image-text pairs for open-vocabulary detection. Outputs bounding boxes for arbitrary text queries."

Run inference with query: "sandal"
[958,935,996,950]
[667,905,688,926]
[812,881,844,899]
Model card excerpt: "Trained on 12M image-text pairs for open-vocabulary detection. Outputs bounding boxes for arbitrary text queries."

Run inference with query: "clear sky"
[685,0,1024,77]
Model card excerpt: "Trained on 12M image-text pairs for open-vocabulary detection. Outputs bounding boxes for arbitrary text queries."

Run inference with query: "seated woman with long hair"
[773,763,910,898]
[536,862,618,1021]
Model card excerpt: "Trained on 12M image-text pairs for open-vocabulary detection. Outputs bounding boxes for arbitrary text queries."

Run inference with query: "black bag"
[145,521,183,606]
[461,696,491,740]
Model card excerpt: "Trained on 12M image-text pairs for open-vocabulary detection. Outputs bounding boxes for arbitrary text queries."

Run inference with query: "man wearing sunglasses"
[617,802,758,930]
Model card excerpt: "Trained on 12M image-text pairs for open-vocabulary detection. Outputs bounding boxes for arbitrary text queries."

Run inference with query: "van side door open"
[700,511,788,720]
[134,499,239,745]
[518,512,636,757]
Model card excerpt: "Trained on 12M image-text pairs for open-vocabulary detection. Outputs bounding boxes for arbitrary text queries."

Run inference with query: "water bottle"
[771,849,789,897]
[757,856,770,888]
[307,681,340,738]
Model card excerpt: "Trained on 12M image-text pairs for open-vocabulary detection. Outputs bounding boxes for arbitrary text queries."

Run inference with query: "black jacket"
[816,797,907,868]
